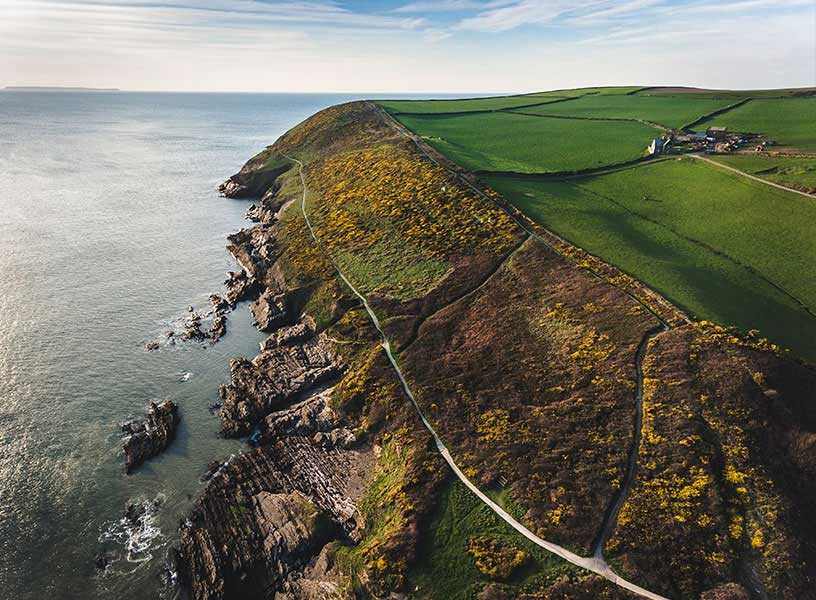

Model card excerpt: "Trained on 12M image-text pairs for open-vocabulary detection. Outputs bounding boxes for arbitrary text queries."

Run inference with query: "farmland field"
[710,154,816,193]
[376,95,567,115]
[696,98,816,151]
[394,112,656,173]
[486,157,816,359]
[637,86,816,99]
[508,93,735,129]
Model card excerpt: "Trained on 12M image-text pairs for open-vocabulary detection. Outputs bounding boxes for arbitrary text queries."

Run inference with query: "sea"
[0,90,465,600]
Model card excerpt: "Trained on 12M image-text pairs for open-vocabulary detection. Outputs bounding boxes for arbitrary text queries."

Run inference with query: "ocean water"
[0,91,463,600]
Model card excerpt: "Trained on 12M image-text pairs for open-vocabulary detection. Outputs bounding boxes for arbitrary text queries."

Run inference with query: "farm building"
[706,126,728,140]
[648,138,671,155]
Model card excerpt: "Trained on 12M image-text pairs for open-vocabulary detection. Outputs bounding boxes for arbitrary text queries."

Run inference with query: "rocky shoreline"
[173,144,372,600]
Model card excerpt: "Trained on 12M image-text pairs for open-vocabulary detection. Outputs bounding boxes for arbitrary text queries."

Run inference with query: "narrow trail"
[592,323,667,558]
[284,153,670,600]
[687,152,816,199]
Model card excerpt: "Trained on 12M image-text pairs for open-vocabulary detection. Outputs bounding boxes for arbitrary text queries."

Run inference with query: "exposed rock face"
[224,269,261,307]
[219,158,291,200]
[250,289,289,332]
[177,392,371,600]
[122,400,179,473]
[219,331,344,437]
[260,320,315,352]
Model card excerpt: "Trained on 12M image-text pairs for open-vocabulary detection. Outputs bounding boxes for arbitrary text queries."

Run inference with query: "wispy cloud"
[394,0,512,13]
[0,0,812,91]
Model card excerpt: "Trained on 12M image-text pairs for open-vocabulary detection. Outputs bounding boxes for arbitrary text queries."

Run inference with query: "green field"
[696,98,816,151]
[407,480,574,599]
[486,158,816,359]
[509,93,735,129]
[711,154,816,193]
[636,87,816,99]
[395,112,656,173]
[376,95,566,115]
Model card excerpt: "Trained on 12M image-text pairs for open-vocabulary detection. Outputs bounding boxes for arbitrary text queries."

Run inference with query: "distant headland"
[4,86,120,92]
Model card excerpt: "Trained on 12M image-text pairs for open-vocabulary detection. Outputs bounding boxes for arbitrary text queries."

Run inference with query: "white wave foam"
[99,493,166,565]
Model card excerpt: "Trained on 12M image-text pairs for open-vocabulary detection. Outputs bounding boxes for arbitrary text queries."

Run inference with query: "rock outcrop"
[176,391,371,600]
[219,157,291,200]
[219,330,344,437]
[122,400,180,473]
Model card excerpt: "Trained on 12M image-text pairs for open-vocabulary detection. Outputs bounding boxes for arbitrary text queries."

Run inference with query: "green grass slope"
[710,154,816,193]
[396,112,655,173]
[696,98,816,151]
[486,157,816,360]
[407,481,575,600]
[509,94,735,129]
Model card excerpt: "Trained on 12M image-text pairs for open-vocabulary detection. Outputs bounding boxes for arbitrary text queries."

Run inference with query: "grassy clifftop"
[216,99,816,599]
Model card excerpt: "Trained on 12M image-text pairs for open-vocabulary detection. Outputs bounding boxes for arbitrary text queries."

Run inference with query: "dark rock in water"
[209,293,229,314]
[224,270,261,307]
[122,400,180,473]
[209,314,227,342]
[182,314,207,341]
[250,290,289,332]
[144,341,160,351]
[94,553,111,571]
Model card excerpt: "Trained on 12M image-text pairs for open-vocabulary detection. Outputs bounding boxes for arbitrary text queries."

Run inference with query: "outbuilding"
[706,126,728,140]
[648,138,671,155]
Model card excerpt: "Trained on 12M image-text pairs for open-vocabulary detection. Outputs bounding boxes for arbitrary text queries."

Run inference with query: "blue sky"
[1,0,814,92]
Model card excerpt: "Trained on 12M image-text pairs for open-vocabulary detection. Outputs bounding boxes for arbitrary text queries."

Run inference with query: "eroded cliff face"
[177,101,816,600]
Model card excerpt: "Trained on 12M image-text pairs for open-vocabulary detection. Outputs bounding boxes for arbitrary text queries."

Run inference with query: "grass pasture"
[696,98,816,151]
[711,154,816,194]
[486,157,816,359]
[637,87,816,99]
[395,112,655,173]
[509,93,735,129]
[376,95,566,115]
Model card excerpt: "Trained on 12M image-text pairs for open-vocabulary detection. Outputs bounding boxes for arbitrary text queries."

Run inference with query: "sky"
[1,0,814,93]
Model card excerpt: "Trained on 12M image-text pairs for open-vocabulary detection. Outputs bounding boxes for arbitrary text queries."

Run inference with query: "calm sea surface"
[0,91,464,600]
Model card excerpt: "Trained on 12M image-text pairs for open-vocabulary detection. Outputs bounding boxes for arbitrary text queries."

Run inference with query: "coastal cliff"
[176,101,816,600]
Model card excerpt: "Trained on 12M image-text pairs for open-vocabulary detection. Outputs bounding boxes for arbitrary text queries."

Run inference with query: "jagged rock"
[218,158,291,199]
[209,294,229,314]
[260,320,315,351]
[177,432,371,600]
[274,545,345,600]
[246,203,262,222]
[209,314,227,342]
[218,178,247,198]
[122,400,180,473]
[250,290,289,332]
[144,341,160,351]
[182,314,207,341]
[219,333,344,437]
[224,270,261,306]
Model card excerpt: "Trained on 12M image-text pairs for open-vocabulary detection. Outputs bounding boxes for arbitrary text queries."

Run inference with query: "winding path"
[284,154,670,600]
[687,153,816,199]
